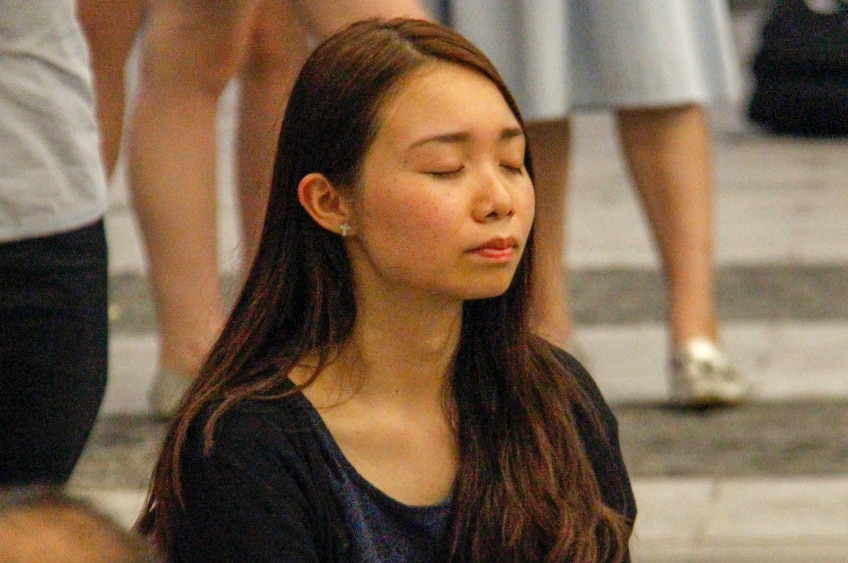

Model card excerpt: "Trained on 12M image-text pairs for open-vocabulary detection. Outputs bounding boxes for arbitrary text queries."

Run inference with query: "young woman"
[137,18,636,562]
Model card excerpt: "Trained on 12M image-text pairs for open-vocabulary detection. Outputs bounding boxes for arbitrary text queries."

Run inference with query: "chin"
[460,281,513,300]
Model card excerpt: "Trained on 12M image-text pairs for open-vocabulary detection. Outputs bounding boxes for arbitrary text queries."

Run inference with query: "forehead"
[374,61,519,136]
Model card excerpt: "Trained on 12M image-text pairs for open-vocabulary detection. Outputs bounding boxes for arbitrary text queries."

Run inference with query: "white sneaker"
[149,368,193,419]
[669,339,751,407]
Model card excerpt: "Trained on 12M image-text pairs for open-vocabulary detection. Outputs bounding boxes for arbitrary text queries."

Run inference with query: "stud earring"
[340,222,351,237]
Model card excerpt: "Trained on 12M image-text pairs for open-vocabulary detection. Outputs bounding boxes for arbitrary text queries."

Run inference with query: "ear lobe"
[297,173,351,235]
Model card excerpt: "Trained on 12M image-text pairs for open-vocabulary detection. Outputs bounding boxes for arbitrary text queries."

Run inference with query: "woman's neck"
[348,296,461,403]
[303,293,462,409]
[293,294,462,506]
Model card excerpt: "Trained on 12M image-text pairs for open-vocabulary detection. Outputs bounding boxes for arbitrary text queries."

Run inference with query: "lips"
[469,237,519,262]
[473,236,518,252]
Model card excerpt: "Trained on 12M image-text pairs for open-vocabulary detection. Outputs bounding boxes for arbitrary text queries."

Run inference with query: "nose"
[473,166,515,222]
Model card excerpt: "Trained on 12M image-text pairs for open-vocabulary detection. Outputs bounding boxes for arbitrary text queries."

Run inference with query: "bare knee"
[140,0,262,97]
[241,1,308,84]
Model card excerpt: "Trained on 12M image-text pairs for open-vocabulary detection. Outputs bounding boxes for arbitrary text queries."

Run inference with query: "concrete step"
[102,262,848,414]
[73,402,848,491]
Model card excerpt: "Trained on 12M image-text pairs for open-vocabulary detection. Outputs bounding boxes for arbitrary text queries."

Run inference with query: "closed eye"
[501,163,524,175]
[427,167,464,178]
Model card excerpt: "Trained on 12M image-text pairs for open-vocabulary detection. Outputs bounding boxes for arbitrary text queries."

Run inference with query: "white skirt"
[445,0,744,121]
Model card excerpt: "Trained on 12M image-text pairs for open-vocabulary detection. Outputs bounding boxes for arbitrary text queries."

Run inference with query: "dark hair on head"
[138,18,631,561]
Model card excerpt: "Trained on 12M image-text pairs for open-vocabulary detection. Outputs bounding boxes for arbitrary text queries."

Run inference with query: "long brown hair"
[137,18,631,561]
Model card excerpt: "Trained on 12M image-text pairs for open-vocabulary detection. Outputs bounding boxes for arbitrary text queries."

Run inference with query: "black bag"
[747,0,848,136]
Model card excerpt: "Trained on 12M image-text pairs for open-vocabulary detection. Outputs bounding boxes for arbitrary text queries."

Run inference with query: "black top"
[174,348,636,562]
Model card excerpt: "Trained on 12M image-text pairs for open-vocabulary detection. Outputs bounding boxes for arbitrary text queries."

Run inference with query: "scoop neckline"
[290,389,452,512]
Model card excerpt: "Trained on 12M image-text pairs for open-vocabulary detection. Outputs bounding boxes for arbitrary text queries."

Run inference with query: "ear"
[297,173,352,236]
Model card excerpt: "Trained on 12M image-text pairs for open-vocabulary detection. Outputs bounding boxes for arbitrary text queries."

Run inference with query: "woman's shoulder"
[184,388,320,471]
[538,339,613,416]
[176,389,347,560]
[539,339,638,521]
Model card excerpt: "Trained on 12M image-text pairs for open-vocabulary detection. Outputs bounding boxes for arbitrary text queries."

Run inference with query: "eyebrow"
[407,127,524,151]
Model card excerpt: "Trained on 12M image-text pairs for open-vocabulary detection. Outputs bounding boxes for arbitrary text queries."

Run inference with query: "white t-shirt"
[0,0,107,242]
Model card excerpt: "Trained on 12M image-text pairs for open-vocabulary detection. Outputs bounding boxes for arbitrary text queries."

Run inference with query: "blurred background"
[71,2,848,561]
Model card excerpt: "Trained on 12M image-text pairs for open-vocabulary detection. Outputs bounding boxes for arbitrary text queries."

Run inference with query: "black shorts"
[0,220,108,486]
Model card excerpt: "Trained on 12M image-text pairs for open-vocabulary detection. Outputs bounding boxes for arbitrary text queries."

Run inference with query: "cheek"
[408,201,461,242]
[366,189,461,242]
[516,180,536,236]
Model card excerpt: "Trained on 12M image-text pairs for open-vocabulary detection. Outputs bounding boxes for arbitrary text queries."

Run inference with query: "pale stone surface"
[705,477,848,542]
[630,478,714,544]
[629,478,848,562]
[101,318,848,413]
[102,334,158,415]
[73,489,147,530]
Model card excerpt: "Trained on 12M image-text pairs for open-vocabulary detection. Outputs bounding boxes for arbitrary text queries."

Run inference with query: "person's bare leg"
[76,0,146,177]
[127,0,263,380]
[236,0,308,274]
[294,0,431,37]
[238,0,429,274]
[615,104,717,349]
[525,118,573,349]
[618,104,749,406]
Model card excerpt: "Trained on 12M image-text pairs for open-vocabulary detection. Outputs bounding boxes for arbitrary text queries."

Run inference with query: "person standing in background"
[448,0,751,407]
[123,0,430,416]
[0,0,109,484]
[77,0,311,418]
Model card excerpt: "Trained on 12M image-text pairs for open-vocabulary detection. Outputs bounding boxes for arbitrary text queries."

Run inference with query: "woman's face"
[346,62,535,304]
